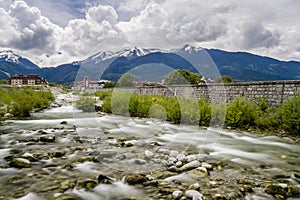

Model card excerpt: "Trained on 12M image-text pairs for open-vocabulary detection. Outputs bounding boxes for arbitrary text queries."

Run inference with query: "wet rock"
[63,164,74,170]
[98,175,114,184]
[158,148,170,155]
[189,183,200,190]
[176,153,187,162]
[239,185,253,194]
[186,155,197,162]
[125,174,147,185]
[4,113,12,118]
[80,180,97,190]
[170,150,179,157]
[201,162,213,170]
[172,190,183,199]
[135,159,146,165]
[265,184,288,196]
[60,121,68,125]
[179,160,201,172]
[145,150,154,158]
[175,161,183,167]
[287,185,300,196]
[51,151,66,158]
[21,153,39,162]
[40,135,55,143]
[60,180,76,191]
[185,190,203,200]
[9,158,32,168]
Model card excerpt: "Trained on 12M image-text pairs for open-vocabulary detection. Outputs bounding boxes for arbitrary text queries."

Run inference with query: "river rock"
[265,184,288,196]
[51,151,66,158]
[179,160,201,172]
[170,150,179,157]
[81,180,97,190]
[145,150,154,158]
[125,174,147,185]
[176,153,187,162]
[4,113,12,118]
[158,148,170,155]
[135,159,146,165]
[185,190,203,200]
[9,158,32,168]
[21,153,39,162]
[172,190,183,199]
[189,183,200,190]
[40,135,55,143]
[98,175,114,184]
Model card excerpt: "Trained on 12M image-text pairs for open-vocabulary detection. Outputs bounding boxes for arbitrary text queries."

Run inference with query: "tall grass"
[0,87,54,118]
[94,90,300,136]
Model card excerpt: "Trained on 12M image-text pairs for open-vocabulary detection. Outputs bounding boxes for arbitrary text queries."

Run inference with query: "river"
[0,92,299,200]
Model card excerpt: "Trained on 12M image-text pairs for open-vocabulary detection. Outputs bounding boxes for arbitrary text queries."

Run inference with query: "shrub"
[278,95,300,135]
[0,87,54,118]
[225,97,258,128]
[75,97,96,112]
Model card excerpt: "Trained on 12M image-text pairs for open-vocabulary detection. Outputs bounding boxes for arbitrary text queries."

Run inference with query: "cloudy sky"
[0,0,299,67]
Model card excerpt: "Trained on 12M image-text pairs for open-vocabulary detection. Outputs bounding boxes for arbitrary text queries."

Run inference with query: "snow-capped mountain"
[1,45,300,84]
[0,50,21,63]
[0,50,40,70]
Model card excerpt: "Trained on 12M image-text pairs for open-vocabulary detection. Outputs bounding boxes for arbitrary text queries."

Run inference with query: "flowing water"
[0,92,300,200]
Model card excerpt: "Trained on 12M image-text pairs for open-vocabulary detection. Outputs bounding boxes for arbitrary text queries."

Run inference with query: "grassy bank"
[88,90,300,137]
[0,87,54,120]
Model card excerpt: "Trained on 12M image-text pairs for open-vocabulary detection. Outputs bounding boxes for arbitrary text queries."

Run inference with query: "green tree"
[0,80,8,85]
[117,73,135,87]
[164,69,202,85]
[214,76,235,83]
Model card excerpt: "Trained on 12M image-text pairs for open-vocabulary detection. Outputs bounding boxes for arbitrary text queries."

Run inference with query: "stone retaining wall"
[133,80,300,106]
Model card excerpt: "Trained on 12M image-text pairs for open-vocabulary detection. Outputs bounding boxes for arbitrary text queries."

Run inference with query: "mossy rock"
[125,174,147,185]
[9,158,32,168]
[265,184,288,196]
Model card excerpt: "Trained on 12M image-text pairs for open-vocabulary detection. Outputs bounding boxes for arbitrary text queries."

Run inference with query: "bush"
[75,97,96,112]
[225,97,258,128]
[0,87,54,118]
[278,95,300,135]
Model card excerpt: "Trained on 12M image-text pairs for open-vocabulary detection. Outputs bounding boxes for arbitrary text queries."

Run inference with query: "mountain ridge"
[0,46,300,84]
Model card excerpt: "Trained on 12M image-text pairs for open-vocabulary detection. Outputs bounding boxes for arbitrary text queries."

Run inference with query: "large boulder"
[9,158,32,168]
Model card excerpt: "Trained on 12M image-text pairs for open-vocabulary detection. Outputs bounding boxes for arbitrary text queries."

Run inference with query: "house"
[9,74,47,86]
[72,76,110,90]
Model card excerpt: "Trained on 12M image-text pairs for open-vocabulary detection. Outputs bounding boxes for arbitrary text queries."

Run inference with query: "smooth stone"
[135,159,146,165]
[97,175,114,184]
[186,155,197,162]
[145,150,154,157]
[175,161,183,167]
[40,135,56,143]
[185,190,203,200]
[189,183,200,190]
[51,151,66,158]
[179,160,201,172]
[265,184,288,196]
[158,149,170,155]
[81,180,97,190]
[21,153,39,162]
[201,162,213,170]
[170,150,179,157]
[172,190,183,199]
[176,154,186,162]
[9,158,32,168]
[125,174,147,185]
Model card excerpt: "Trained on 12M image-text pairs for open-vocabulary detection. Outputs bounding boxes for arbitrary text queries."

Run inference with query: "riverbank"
[92,90,300,139]
[0,86,54,120]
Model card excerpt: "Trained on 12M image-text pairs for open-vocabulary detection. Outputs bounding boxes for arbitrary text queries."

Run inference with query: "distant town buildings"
[9,74,47,86]
[73,76,110,90]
